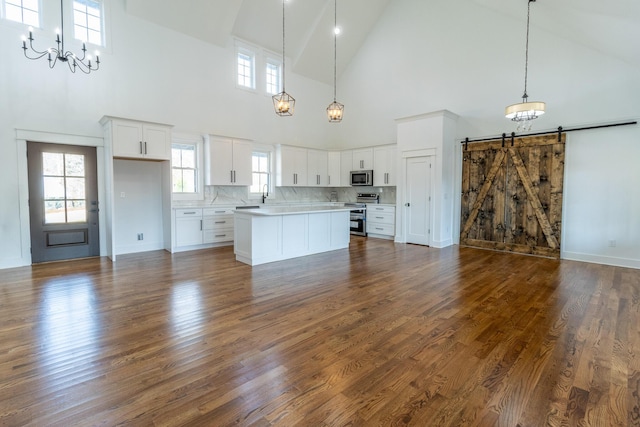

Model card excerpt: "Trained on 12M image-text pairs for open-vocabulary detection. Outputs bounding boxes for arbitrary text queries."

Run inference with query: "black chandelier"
[326,0,344,122]
[21,0,100,74]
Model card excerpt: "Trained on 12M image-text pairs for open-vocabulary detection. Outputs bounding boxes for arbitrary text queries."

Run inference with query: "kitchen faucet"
[262,184,269,204]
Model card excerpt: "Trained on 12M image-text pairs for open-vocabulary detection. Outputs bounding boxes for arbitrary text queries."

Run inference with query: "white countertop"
[234,205,352,216]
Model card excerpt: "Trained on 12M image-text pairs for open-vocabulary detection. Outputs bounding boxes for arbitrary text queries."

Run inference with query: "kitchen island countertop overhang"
[233,206,351,266]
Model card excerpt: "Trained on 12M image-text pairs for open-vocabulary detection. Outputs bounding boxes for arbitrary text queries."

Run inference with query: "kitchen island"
[234,205,351,266]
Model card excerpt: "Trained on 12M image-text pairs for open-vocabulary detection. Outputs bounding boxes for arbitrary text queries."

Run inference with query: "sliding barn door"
[460,134,565,258]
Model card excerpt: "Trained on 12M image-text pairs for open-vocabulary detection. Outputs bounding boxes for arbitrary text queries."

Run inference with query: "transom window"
[42,152,87,224]
[266,59,282,95]
[237,49,255,90]
[250,151,270,195]
[172,143,197,194]
[4,0,39,27]
[73,0,103,46]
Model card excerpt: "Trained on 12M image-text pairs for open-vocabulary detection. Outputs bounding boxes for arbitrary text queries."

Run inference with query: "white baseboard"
[562,251,640,270]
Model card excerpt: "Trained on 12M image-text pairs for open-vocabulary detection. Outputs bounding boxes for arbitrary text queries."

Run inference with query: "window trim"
[171,134,204,202]
[235,43,256,91]
[249,144,275,201]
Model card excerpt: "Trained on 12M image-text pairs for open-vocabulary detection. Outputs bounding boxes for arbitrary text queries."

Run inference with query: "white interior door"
[405,156,432,245]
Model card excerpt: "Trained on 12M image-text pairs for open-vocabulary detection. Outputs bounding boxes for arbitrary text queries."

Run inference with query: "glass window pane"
[74,25,85,41]
[172,148,182,167]
[67,200,86,223]
[24,0,39,11]
[43,153,64,176]
[5,4,22,23]
[87,15,101,31]
[73,2,87,13]
[23,9,39,27]
[88,30,101,45]
[74,9,85,24]
[172,169,183,192]
[182,170,196,193]
[44,177,65,199]
[65,154,85,177]
[181,149,195,169]
[44,201,66,224]
[66,177,85,199]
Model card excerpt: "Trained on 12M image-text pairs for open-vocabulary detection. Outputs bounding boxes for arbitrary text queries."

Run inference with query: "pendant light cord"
[333,0,337,102]
[522,0,534,101]
[282,0,287,92]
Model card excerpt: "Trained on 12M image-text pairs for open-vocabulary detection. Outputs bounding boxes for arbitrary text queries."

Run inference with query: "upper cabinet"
[373,145,397,186]
[307,149,328,187]
[205,136,252,186]
[327,151,341,187]
[101,117,172,161]
[352,148,373,170]
[340,150,353,187]
[277,146,308,186]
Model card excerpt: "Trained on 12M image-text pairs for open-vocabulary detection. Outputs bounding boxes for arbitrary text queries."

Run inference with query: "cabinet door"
[373,146,397,186]
[340,150,353,187]
[112,121,144,158]
[352,148,373,170]
[279,146,307,186]
[176,218,203,246]
[307,149,328,187]
[142,124,171,160]
[231,140,253,186]
[327,151,341,187]
[207,137,234,185]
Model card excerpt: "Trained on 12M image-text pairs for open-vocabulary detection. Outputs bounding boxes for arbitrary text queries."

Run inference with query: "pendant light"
[505,0,545,132]
[21,0,100,74]
[273,0,295,116]
[326,0,344,122]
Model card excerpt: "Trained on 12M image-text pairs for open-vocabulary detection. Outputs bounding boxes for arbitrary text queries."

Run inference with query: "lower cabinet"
[174,207,234,251]
[366,205,396,240]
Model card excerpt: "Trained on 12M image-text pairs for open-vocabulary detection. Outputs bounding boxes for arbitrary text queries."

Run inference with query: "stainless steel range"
[345,193,379,236]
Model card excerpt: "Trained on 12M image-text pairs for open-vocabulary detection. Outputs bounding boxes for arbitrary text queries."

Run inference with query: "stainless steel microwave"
[350,170,373,186]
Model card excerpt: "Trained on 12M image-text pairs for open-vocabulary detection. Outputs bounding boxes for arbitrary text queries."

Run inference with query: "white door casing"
[405,156,432,245]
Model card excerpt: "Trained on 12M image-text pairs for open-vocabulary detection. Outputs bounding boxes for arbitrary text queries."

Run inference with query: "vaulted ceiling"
[125,0,640,86]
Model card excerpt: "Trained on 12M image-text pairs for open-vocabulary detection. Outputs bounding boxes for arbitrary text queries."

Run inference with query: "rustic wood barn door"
[460,134,565,258]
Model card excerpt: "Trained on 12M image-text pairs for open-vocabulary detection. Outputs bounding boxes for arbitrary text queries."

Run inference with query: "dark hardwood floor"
[1,237,639,426]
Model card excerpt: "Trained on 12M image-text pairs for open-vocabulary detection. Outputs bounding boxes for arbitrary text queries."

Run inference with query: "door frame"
[16,129,106,266]
[395,148,435,245]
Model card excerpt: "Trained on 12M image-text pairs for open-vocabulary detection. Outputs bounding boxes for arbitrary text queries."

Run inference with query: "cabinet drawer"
[366,222,395,236]
[203,216,234,230]
[367,212,395,225]
[204,208,235,216]
[367,205,395,214]
[204,230,234,243]
[175,208,202,218]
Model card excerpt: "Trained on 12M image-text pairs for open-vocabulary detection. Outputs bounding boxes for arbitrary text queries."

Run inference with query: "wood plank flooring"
[1,238,639,426]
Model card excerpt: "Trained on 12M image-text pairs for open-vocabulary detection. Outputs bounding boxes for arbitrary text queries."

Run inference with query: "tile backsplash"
[173,186,396,207]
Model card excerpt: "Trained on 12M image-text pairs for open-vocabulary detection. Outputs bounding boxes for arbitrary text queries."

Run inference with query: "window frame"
[249,144,275,201]
[171,134,204,202]
[72,0,104,47]
[2,0,41,27]
[235,44,256,91]
[265,56,282,96]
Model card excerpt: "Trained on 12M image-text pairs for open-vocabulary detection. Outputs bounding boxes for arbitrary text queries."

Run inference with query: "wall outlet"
[608,240,616,247]
[137,233,144,241]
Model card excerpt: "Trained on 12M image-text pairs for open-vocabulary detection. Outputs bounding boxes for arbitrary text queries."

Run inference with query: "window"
[250,151,271,195]
[4,0,39,27]
[265,58,282,95]
[237,48,255,90]
[73,0,103,46]
[42,151,87,224]
[171,136,204,201]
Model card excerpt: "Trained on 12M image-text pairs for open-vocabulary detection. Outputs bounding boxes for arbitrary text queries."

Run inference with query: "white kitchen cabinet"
[373,145,397,186]
[307,149,328,187]
[101,117,172,160]
[205,136,252,186]
[352,148,373,170]
[340,150,353,186]
[175,208,203,247]
[366,204,396,239]
[327,151,341,187]
[277,145,308,186]
[203,208,234,243]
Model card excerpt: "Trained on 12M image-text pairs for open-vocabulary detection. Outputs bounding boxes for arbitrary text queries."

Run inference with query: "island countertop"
[234,205,351,216]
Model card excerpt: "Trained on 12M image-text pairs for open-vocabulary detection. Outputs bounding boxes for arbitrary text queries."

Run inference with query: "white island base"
[234,206,351,266]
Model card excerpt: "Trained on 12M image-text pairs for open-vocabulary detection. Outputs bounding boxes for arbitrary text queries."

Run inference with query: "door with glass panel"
[27,142,100,263]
